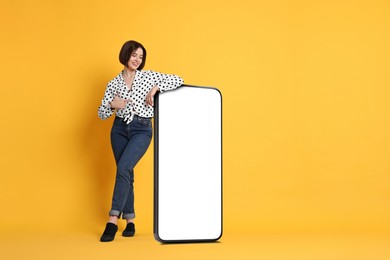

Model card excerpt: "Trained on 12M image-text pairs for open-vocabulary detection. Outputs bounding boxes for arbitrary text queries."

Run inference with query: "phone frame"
[153,85,223,243]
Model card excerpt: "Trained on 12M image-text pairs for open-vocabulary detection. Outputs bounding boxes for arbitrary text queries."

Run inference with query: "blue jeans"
[109,115,152,219]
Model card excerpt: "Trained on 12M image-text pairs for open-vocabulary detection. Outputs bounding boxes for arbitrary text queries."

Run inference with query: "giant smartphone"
[154,85,222,243]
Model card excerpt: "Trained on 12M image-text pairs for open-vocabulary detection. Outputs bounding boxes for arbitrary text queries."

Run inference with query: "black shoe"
[100,222,118,242]
[122,222,135,237]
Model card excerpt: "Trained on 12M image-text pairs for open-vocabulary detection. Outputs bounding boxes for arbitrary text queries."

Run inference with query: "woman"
[98,40,183,242]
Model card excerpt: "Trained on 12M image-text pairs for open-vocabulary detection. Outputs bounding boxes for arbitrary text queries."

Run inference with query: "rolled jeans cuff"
[109,210,135,219]
[109,210,121,218]
[122,213,135,219]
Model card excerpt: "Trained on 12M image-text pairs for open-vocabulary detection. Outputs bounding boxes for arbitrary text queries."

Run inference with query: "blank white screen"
[156,86,222,241]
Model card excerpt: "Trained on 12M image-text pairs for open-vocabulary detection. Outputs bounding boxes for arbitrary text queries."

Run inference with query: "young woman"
[98,40,183,242]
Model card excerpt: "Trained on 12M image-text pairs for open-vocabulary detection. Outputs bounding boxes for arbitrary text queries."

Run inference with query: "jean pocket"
[139,118,152,127]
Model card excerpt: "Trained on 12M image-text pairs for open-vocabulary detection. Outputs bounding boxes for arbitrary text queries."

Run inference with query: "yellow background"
[1,0,390,259]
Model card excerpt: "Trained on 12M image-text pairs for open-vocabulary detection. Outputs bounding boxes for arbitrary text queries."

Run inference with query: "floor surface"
[1,229,390,260]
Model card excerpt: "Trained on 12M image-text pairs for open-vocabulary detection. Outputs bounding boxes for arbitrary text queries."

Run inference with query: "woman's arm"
[145,86,160,106]
[98,82,116,120]
[149,71,184,93]
[145,70,184,106]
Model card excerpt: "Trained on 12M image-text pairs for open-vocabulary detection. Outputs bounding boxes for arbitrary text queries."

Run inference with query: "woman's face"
[128,47,143,71]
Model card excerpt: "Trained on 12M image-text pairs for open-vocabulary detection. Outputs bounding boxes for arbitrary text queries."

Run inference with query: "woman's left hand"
[146,86,160,106]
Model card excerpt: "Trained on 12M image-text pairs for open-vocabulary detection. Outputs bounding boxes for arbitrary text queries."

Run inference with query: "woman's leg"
[102,117,152,241]
[113,133,152,219]
[109,123,130,220]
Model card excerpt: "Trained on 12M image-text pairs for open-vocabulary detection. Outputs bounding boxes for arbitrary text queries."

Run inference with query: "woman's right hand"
[110,95,128,109]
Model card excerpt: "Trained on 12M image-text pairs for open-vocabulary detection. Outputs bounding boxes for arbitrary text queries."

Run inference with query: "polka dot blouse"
[98,70,183,123]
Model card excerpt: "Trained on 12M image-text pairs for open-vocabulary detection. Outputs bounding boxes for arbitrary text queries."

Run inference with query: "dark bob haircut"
[119,40,147,70]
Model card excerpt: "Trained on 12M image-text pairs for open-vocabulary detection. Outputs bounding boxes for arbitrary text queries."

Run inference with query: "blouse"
[98,70,183,123]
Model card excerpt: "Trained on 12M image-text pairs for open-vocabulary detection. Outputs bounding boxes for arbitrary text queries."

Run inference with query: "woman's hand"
[146,86,160,106]
[110,95,128,109]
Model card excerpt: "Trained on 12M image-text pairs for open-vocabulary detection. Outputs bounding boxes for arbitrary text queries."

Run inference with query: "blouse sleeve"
[149,70,184,93]
[98,82,115,120]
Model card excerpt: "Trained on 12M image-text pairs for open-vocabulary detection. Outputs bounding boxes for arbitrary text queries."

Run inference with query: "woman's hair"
[119,40,147,70]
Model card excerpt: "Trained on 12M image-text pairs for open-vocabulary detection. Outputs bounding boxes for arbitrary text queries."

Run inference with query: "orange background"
[1,0,390,259]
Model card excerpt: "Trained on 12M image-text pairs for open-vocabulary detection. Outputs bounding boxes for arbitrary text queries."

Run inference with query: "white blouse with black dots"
[98,70,183,123]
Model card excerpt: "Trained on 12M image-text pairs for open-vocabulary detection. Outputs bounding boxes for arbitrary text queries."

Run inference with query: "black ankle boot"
[100,222,118,242]
[122,222,135,237]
